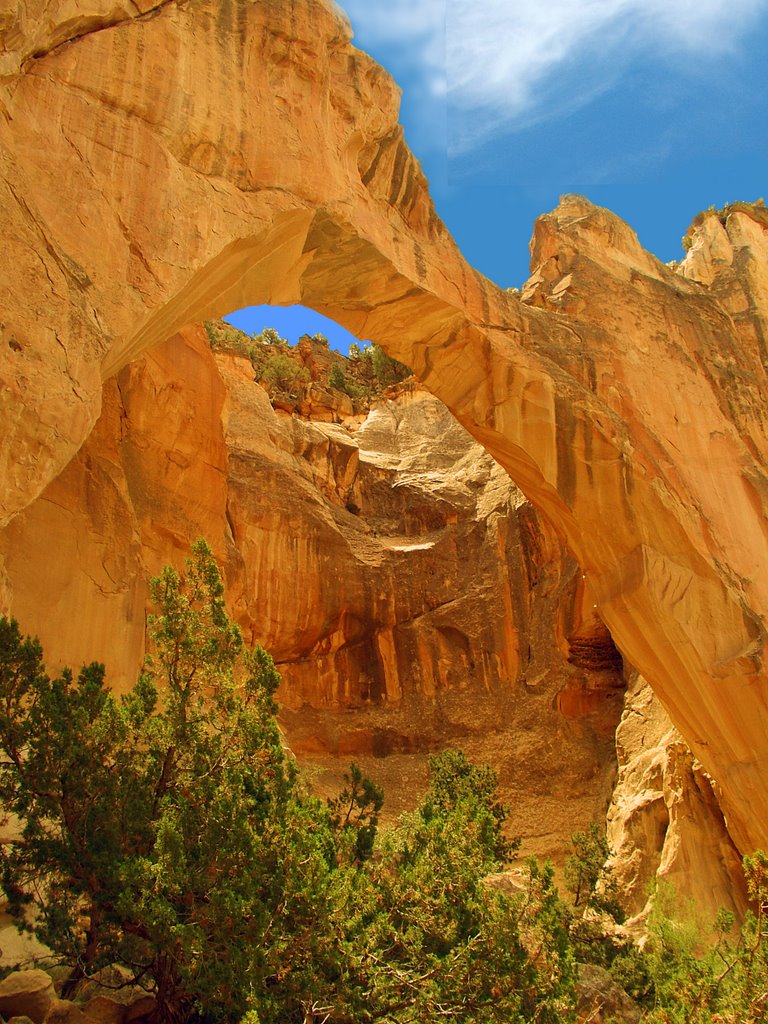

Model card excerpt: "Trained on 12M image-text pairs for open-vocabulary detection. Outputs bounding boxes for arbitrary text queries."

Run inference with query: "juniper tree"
[0,547,580,1024]
[0,542,339,1022]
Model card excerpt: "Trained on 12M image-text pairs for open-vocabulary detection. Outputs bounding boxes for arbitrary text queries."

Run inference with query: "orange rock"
[576,963,641,1024]
[1,0,767,859]
[0,327,623,860]
[123,996,155,1024]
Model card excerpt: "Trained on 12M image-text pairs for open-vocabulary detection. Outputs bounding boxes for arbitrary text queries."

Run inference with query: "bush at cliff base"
[0,540,575,1024]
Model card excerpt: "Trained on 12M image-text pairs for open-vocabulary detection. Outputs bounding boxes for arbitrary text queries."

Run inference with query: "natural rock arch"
[1,0,768,854]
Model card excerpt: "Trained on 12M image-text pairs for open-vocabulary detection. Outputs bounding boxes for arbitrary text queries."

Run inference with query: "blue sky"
[226,0,768,352]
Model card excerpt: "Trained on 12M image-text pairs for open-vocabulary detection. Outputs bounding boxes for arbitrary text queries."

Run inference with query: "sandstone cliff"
[1,0,768,863]
[0,325,625,862]
[607,675,747,927]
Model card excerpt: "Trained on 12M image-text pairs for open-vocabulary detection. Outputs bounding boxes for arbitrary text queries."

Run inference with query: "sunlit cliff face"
[0,320,625,867]
[1,0,768,862]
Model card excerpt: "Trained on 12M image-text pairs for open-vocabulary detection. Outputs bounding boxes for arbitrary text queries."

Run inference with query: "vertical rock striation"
[0,0,767,855]
[0,326,624,859]
[607,675,747,926]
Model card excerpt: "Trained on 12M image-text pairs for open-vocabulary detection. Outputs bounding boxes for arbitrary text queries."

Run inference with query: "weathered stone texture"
[0,326,624,859]
[1,0,768,858]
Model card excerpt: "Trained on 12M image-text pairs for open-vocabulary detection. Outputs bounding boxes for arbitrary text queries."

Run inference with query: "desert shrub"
[341,343,412,398]
[0,544,355,1023]
[565,822,624,921]
[0,586,581,1022]
[363,343,411,388]
[5,544,768,1024]
[323,751,575,1024]
[328,362,347,393]
[204,320,275,376]
[0,546,392,1023]
[253,327,286,346]
[590,861,768,1023]
[561,822,640,998]
[260,353,310,396]
[203,320,253,356]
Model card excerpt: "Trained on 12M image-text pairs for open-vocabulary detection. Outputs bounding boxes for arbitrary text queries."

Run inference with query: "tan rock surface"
[82,996,126,1024]
[0,0,767,856]
[0,970,54,1024]
[607,675,747,926]
[74,968,154,1024]
[44,998,90,1024]
[0,906,51,968]
[575,963,642,1024]
[0,325,624,858]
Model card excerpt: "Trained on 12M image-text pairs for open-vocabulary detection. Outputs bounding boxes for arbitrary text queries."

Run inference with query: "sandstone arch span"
[1,0,768,853]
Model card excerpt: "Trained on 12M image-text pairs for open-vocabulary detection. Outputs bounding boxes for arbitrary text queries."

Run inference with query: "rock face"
[0,969,54,1024]
[575,963,642,1024]
[607,675,747,926]
[1,0,768,857]
[0,325,624,858]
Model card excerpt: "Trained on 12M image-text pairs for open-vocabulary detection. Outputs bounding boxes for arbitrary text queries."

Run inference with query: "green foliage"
[362,343,411,388]
[327,762,383,864]
[203,320,254,357]
[10,543,768,1024]
[421,749,514,864]
[565,822,623,920]
[339,342,412,399]
[557,824,768,1021]
[260,353,310,396]
[327,362,347,393]
[744,849,768,908]
[325,362,364,399]
[0,544,335,1022]
[204,323,412,401]
[322,751,575,1024]
[203,321,277,377]
[561,823,655,1005]
[0,563,584,1024]
[598,862,768,1024]
[253,327,286,347]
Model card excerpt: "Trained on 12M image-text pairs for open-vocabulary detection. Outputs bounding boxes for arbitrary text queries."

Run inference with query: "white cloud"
[339,0,766,154]
[340,0,443,39]
[341,0,446,96]
[447,0,767,150]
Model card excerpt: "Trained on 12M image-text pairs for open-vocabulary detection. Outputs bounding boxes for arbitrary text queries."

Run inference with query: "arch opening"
[0,288,625,856]
[223,304,366,355]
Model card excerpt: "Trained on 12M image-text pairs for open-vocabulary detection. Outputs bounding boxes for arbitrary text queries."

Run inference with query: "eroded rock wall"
[607,675,747,927]
[1,0,768,856]
[0,326,624,859]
